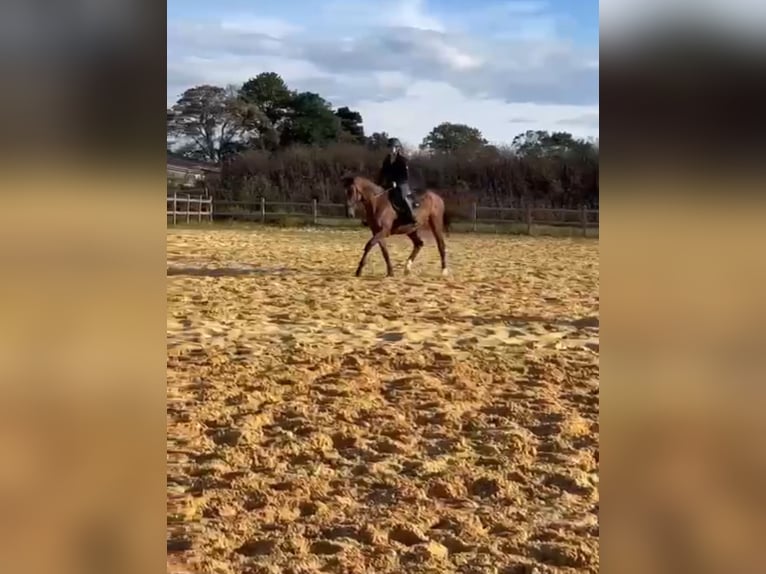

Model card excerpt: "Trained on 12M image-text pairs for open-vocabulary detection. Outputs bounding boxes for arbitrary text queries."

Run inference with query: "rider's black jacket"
[377,154,409,189]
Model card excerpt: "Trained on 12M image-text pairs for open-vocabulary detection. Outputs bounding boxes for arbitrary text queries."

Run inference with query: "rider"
[377,137,417,224]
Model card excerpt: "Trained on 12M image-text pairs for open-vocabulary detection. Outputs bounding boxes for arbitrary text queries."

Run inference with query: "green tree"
[238,72,294,149]
[511,130,594,158]
[167,85,262,162]
[334,106,365,143]
[366,131,391,150]
[280,92,342,147]
[420,122,488,152]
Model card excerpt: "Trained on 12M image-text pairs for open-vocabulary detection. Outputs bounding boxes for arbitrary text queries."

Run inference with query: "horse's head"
[342,175,363,218]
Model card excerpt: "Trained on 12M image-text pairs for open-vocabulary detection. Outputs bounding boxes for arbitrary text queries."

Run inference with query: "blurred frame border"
[0,0,167,573]
[600,4,766,573]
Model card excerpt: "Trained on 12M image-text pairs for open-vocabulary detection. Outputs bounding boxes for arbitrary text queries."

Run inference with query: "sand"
[167,228,599,574]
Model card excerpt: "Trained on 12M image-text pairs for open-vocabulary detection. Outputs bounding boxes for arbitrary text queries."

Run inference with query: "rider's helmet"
[386,138,402,154]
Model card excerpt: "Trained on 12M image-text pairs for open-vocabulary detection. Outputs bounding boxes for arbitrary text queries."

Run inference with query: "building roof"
[167,152,221,173]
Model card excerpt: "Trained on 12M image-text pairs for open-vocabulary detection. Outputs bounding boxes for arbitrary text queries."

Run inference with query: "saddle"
[387,185,421,226]
[386,185,424,206]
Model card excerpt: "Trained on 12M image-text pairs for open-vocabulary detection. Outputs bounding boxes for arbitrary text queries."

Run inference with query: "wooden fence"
[167,193,213,224]
[168,197,599,235]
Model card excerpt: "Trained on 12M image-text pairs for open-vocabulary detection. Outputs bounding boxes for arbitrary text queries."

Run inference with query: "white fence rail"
[167,193,213,224]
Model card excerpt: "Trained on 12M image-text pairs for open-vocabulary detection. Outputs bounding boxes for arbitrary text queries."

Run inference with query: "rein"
[358,183,390,200]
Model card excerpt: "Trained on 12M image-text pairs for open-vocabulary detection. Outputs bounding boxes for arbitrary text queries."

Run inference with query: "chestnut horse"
[342,175,449,277]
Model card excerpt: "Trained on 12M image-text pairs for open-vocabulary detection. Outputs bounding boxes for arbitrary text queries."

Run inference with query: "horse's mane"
[342,174,385,195]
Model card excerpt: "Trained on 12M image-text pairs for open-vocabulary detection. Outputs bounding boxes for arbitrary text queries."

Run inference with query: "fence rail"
[167,193,213,224]
[168,197,599,235]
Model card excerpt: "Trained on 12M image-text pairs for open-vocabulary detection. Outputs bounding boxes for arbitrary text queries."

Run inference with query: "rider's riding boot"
[399,184,417,223]
[403,194,416,223]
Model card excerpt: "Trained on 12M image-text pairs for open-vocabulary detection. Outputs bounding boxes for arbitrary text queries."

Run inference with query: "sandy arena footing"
[167,228,599,574]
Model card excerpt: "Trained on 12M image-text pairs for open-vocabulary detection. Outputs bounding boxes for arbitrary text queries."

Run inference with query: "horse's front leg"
[378,240,394,276]
[355,230,388,277]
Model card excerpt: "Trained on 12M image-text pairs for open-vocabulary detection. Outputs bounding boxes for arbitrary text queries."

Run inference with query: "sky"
[167,0,600,147]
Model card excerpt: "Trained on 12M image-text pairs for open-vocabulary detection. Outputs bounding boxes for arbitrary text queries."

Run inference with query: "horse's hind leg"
[428,217,449,277]
[404,231,424,275]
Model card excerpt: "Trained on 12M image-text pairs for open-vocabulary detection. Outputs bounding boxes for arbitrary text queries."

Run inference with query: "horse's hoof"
[441,268,450,277]
[404,260,413,275]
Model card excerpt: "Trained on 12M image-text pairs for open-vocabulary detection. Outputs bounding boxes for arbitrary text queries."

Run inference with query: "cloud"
[321,0,445,32]
[355,81,598,147]
[555,111,600,129]
[218,15,303,38]
[385,0,445,31]
[166,0,599,144]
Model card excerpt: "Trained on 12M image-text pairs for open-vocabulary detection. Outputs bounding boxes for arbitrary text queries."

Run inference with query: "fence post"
[525,203,532,235]
[260,196,266,223]
[312,198,318,225]
[472,201,477,232]
[208,198,213,222]
[173,192,177,225]
[580,204,587,237]
[197,197,202,223]
[185,195,190,223]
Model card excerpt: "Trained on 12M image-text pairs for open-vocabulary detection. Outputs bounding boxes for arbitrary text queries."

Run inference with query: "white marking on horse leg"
[405,259,413,274]
[441,267,450,277]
